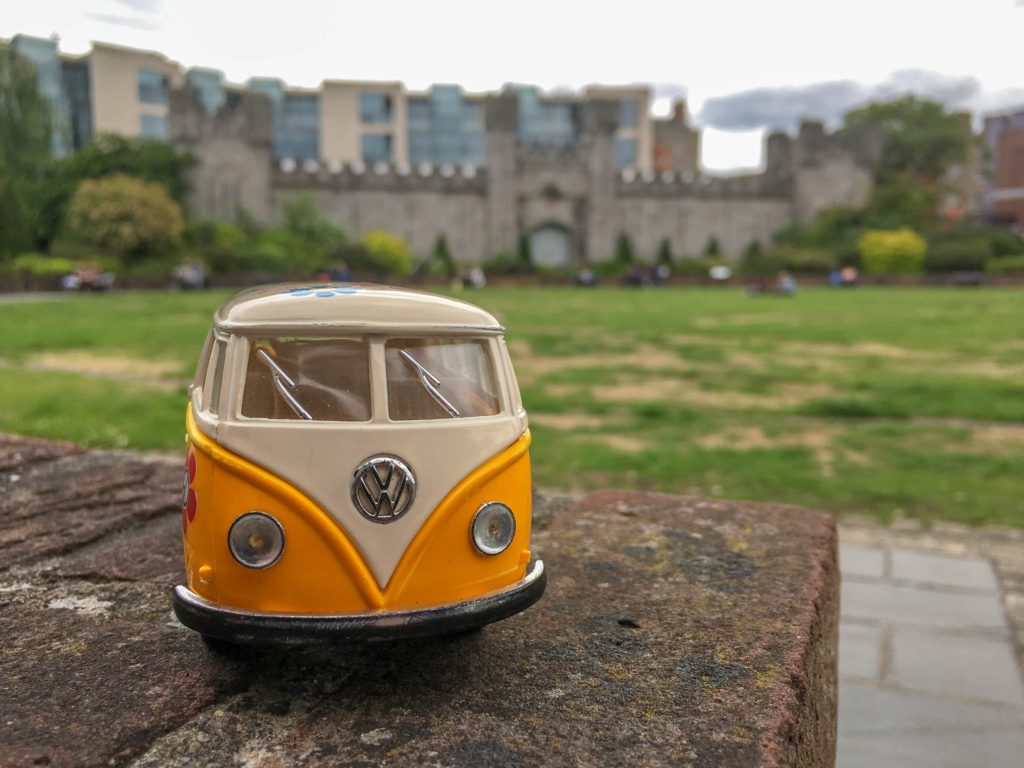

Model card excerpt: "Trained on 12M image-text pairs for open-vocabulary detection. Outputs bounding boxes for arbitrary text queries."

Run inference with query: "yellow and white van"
[172,284,544,643]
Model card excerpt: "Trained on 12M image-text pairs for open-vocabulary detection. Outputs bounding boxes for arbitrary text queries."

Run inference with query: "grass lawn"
[1,286,1022,526]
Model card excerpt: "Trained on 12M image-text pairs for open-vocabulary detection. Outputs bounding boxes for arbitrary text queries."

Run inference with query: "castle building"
[8,33,879,264]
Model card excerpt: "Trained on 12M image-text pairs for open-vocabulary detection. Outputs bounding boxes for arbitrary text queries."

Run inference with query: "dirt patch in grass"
[773,354,851,374]
[969,424,1024,454]
[693,313,800,329]
[698,425,841,477]
[530,412,616,430]
[915,359,1024,381]
[597,434,648,454]
[724,351,767,369]
[780,340,943,362]
[20,352,185,391]
[585,380,834,411]
[510,343,691,385]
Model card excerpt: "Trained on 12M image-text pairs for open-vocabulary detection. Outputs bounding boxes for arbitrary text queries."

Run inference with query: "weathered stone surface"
[0,583,245,768]
[0,449,180,569]
[45,513,185,585]
[0,432,80,472]
[132,491,838,768]
[0,435,838,767]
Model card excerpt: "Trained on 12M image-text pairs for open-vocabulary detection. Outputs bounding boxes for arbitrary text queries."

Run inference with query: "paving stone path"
[837,518,1024,768]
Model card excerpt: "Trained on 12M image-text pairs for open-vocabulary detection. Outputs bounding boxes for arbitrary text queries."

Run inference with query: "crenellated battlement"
[272,158,488,194]
[617,168,791,199]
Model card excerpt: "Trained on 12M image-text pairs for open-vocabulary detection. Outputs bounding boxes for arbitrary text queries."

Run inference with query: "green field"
[1,287,1022,526]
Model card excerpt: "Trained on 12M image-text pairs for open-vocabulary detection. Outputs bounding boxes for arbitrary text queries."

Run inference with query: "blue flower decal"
[286,285,359,298]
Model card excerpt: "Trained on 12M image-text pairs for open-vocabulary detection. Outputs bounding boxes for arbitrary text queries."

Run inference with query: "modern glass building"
[4,34,670,174]
[248,78,320,161]
[407,85,486,166]
[11,34,72,156]
[513,86,579,147]
[60,57,92,150]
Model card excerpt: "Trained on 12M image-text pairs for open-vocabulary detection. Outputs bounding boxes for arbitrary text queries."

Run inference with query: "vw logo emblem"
[351,455,416,523]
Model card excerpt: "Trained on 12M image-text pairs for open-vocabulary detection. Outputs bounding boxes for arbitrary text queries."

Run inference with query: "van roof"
[213,284,505,334]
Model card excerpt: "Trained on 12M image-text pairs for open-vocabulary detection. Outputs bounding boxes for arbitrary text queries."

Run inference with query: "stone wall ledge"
[0,434,837,767]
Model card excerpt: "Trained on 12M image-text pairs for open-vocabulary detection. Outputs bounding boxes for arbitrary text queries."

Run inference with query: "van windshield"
[241,337,371,422]
[385,338,499,420]
[238,336,501,422]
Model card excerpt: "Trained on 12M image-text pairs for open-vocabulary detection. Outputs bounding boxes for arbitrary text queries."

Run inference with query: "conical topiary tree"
[614,232,635,265]
[432,233,455,277]
[657,237,673,267]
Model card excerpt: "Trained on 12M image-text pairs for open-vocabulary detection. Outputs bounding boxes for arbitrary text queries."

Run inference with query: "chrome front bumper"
[172,559,546,645]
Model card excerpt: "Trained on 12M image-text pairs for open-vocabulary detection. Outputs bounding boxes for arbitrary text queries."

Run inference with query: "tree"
[362,230,412,275]
[843,96,971,229]
[843,96,969,186]
[614,232,634,264]
[857,228,926,276]
[66,174,185,261]
[0,44,53,256]
[703,236,721,258]
[40,134,195,247]
[517,233,532,270]
[280,194,347,255]
[657,237,674,267]
[431,234,456,277]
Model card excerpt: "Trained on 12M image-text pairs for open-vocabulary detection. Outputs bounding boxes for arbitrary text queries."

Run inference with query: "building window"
[139,114,168,140]
[361,133,393,164]
[620,99,638,129]
[280,94,320,160]
[138,68,167,105]
[615,137,637,168]
[360,92,392,124]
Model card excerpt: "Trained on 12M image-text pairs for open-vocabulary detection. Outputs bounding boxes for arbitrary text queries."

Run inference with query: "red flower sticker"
[182,449,198,533]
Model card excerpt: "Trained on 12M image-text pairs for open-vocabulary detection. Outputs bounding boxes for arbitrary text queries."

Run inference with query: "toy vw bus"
[172,284,544,644]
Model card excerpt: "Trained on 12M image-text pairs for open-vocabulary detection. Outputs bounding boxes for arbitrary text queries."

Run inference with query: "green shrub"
[986,255,1024,275]
[777,245,836,274]
[5,253,76,277]
[673,257,710,277]
[362,230,412,276]
[990,231,1024,257]
[280,194,347,256]
[740,241,780,277]
[857,228,926,275]
[486,251,532,275]
[924,238,991,272]
[65,175,184,261]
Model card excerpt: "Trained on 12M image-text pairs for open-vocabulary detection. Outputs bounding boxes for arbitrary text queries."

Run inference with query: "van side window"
[385,339,499,421]
[241,337,371,422]
[192,331,214,394]
[207,339,227,416]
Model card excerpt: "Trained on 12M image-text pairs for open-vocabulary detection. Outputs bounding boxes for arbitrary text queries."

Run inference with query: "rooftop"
[213,283,504,334]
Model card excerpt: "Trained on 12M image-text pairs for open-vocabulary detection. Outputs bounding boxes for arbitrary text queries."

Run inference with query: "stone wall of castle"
[172,87,879,264]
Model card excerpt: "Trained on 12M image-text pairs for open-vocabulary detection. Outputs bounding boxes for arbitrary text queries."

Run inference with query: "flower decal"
[182,448,198,533]
[285,285,359,298]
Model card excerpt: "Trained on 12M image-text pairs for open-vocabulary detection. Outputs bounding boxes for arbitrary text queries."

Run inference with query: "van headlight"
[471,502,516,555]
[228,511,285,568]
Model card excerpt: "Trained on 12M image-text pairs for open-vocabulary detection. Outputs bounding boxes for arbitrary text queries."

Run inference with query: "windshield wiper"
[256,348,313,420]
[399,349,460,418]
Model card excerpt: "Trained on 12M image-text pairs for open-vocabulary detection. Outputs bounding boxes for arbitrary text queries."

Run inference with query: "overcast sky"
[4,0,1023,171]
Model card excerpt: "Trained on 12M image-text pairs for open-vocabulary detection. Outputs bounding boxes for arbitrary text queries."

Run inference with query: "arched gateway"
[528,225,573,268]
